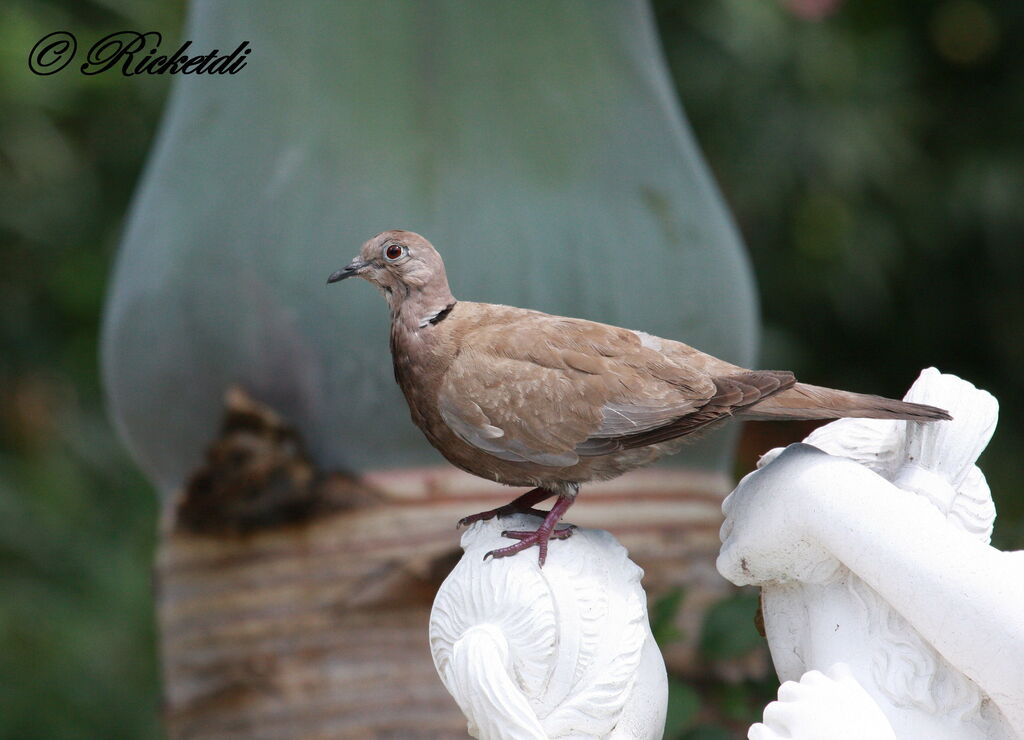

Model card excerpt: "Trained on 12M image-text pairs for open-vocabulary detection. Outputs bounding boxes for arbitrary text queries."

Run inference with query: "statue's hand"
[717,444,843,586]
[749,663,896,740]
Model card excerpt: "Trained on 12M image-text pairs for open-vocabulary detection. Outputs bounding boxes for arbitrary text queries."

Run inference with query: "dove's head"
[328,230,453,311]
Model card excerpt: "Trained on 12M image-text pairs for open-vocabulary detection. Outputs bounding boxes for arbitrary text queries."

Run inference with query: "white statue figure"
[429,514,668,739]
[718,368,1024,739]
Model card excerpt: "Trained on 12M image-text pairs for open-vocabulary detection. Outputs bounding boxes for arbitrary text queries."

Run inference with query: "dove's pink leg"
[483,494,576,567]
[457,487,555,528]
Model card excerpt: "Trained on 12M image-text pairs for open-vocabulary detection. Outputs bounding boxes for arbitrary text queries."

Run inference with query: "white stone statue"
[429,514,668,739]
[717,368,1024,739]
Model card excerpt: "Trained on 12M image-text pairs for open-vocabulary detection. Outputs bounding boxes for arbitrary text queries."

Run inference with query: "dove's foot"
[483,493,576,567]
[488,526,576,565]
[457,486,555,528]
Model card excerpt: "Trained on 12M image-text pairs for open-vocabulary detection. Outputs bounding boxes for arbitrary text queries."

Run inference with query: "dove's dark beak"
[327,259,367,284]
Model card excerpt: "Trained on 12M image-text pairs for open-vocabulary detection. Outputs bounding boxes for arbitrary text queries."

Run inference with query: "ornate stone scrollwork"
[430,515,667,739]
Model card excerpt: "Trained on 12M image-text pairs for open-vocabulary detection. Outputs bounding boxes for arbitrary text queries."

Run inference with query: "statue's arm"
[719,444,1024,734]
[810,461,1024,733]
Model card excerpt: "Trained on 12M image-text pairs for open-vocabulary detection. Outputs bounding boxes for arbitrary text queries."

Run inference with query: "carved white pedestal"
[429,515,667,739]
[718,369,1023,739]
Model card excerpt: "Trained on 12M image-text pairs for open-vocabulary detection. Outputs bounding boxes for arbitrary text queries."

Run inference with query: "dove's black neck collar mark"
[420,301,457,328]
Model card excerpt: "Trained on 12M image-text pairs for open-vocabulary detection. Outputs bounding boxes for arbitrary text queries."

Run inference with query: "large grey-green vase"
[103,3,758,734]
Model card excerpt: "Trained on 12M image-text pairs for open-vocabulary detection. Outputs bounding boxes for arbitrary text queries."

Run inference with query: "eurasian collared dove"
[329,230,949,564]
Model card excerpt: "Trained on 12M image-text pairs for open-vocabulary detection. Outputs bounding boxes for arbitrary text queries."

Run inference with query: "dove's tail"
[742,382,952,422]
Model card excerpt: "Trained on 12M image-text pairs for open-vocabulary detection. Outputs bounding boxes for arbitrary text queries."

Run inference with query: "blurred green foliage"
[649,586,687,646]
[2,1,181,737]
[698,592,763,663]
[656,587,778,737]
[655,0,1024,543]
[664,677,701,737]
[1,0,1022,737]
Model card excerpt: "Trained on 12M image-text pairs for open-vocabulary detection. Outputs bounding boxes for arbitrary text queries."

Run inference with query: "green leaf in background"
[680,723,733,740]
[650,586,687,646]
[664,676,701,738]
[716,681,760,723]
[699,591,764,661]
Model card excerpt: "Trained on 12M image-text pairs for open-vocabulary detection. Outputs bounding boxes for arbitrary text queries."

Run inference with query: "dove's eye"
[384,244,406,261]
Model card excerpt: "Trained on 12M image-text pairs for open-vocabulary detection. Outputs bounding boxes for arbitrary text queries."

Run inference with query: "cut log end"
[174,386,381,535]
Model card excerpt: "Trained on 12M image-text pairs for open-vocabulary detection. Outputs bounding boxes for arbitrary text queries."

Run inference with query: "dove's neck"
[388,280,457,341]
[388,283,458,399]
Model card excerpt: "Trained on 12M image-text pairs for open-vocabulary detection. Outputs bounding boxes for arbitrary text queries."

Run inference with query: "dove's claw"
[481,493,576,567]
[456,487,556,528]
[459,507,548,528]
[484,526,575,566]
[500,526,575,540]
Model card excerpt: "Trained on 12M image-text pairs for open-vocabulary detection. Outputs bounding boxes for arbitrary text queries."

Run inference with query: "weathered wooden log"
[157,390,731,738]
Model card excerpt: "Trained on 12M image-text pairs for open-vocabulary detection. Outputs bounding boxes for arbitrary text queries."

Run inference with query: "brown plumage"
[329,230,950,564]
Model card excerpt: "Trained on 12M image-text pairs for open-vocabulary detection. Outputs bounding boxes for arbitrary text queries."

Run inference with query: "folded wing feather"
[436,316,771,468]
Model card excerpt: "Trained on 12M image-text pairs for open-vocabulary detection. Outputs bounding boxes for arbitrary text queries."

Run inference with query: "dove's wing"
[437,312,793,468]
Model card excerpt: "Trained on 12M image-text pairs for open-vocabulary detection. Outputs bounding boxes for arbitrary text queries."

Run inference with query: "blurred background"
[1,0,1021,737]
